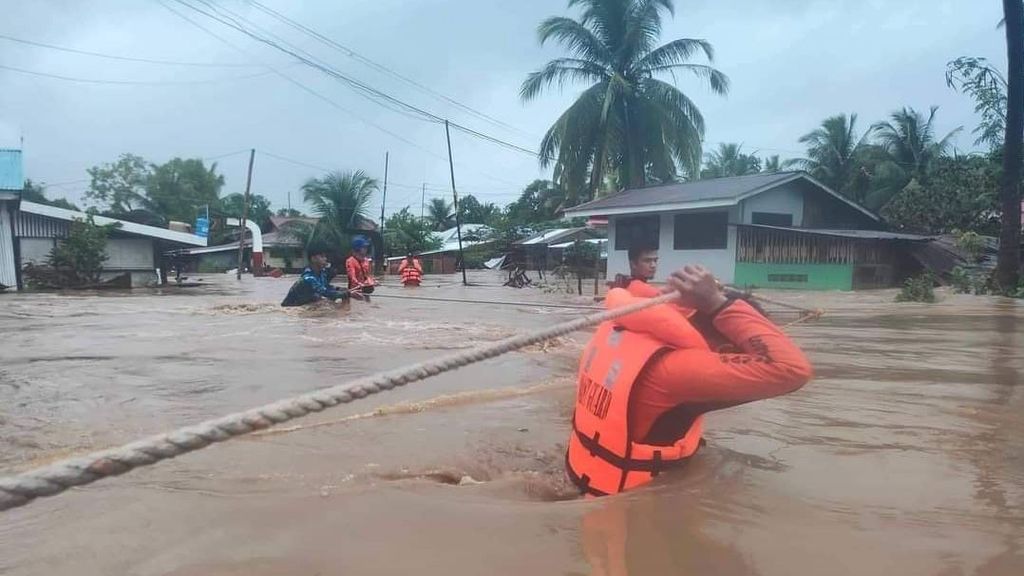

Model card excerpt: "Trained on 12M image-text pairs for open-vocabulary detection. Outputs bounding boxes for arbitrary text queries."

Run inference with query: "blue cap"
[352,235,369,249]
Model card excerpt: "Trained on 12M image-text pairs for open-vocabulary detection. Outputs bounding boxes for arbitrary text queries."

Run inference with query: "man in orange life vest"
[566,263,813,497]
[398,252,423,287]
[345,236,378,297]
[609,245,659,293]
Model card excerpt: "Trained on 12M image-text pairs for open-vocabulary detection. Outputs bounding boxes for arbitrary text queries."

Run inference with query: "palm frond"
[537,16,612,65]
[520,58,610,101]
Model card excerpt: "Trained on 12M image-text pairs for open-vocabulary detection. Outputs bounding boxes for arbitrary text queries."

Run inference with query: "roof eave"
[563,199,737,219]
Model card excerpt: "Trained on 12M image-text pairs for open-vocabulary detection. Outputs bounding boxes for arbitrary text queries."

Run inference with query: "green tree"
[220,193,273,230]
[302,170,378,254]
[25,216,119,288]
[947,57,1008,149]
[521,0,729,202]
[762,155,783,173]
[426,197,454,231]
[146,158,225,223]
[457,194,501,224]
[701,143,761,178]
[872,106,961,183]
[506,179,565,225]
[384,208,444,255]
[881,154,1000,234]
[790,113,870,200]
[85,153,152,214]
[21,179,80,211]
[276,207,304,217]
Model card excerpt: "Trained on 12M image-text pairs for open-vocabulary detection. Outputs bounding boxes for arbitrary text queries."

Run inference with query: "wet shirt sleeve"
[302,269,342,299]
[637,300,814,412]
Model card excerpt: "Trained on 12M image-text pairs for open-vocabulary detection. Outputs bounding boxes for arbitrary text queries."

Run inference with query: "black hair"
[627,244,658,263]
[308,248,328,258]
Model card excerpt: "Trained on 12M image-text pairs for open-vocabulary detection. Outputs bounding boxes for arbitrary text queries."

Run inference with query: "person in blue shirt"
[281,250,354,307]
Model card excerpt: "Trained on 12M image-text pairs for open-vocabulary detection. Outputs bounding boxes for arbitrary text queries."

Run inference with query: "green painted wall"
[734,262,853,290]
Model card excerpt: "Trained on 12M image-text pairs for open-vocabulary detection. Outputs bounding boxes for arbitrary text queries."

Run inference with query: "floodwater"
[0,271,1022,576]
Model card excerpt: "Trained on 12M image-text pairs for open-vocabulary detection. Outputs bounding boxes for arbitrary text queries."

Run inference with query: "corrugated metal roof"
[564,171,879,222]
[740,224,933,241]
[18,201,207,246]
[0,149,24,191]
[565,172,800,215]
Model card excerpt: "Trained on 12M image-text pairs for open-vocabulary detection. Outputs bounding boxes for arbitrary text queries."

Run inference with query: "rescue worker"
[345,236,378,296]
[566,264,813,496]
[281,250,353,308]
[610,244,659,295]
[398,252,423,287]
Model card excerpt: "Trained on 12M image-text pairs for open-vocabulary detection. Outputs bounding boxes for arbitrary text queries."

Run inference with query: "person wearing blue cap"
[345,235,377,297]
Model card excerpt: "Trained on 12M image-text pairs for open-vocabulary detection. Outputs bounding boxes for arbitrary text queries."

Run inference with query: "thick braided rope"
[0,292,679,512]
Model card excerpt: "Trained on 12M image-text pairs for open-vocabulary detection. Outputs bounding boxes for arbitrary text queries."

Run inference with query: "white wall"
[19,237,56,265]
[740,182,804,226]
[103,238,154,270]
[608,206,739,283]
[0,203,17,288]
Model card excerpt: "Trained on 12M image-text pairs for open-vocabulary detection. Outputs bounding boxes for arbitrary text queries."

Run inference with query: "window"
[673,212,728,250]
[751,212,793,227]
[614,215,660,251]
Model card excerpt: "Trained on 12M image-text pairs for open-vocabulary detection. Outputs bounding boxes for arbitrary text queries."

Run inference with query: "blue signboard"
[194,217,210,238]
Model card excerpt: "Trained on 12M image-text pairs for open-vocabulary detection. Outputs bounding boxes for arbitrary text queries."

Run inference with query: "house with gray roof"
[564,171,932,290]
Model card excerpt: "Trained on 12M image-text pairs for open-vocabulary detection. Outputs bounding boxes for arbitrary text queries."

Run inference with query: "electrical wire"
[0,32,257,67]
[0,62,276,85]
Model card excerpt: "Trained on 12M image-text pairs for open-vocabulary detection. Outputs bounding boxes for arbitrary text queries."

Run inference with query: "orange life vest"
[566,321,705,497]
[400,258,423,286]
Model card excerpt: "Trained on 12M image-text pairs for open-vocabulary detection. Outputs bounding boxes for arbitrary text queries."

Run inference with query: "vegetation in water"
[24,216,118,288]
[895,273,937,303]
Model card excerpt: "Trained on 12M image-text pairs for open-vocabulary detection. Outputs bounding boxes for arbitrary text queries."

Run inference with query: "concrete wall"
[608,206,738,283]
[740,182,805,226]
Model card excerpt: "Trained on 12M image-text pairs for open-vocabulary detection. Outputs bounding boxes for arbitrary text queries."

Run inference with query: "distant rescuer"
[566,264,813,497]
[398,252,423,287]
[280,249,353,308]
[346,236,378,296]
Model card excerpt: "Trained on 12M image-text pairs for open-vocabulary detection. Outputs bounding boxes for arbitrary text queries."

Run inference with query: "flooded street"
[1,272,1022,575]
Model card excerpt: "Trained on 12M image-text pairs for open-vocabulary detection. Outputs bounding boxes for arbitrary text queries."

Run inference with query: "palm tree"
[790,113,870,198]
[701,143,760,178]
[521,0,729,203]
[426,197,454,231]
[871,106,962,182]
[301,170,378,252]
[762,155,782,173]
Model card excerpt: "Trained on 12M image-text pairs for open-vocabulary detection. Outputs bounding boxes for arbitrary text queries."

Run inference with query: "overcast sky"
[0,0,1008,218]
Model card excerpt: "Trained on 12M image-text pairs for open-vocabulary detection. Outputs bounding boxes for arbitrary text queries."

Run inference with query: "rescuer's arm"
[644,266,813,409]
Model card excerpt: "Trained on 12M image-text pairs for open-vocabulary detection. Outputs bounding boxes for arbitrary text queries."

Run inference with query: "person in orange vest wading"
[346,235,378,301]
[567,263,813,497]
[398,252,423,287]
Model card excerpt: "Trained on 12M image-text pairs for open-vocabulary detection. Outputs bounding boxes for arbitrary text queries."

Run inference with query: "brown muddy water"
[0,271,1022,575]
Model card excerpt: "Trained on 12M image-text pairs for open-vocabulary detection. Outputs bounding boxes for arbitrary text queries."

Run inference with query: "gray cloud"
[0,0,1007,216]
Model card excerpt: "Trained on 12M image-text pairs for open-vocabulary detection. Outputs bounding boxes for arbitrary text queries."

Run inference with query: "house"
[514,227,607,271]
[563,171,932,290]
[171,214,379,273]
[386,223,493,274]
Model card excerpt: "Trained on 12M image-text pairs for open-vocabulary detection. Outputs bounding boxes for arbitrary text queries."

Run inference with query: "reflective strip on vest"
[566,322,704,496]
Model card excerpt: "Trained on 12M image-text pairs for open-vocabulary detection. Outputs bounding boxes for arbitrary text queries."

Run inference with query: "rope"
[367,292,602,310]
[0,292,678,513]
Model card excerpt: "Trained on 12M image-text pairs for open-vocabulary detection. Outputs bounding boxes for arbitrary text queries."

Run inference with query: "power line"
[0,62,277,85]
[159,0,450,161]
[0,32,258,67]
[243,0,536,139]
[170,0,553,165]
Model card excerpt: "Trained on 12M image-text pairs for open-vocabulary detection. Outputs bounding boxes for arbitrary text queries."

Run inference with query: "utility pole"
[380,151,389,271]
[444,120,468,286]
[236,148,255,281]
[287,190,291,212]
[420,183,426,218]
